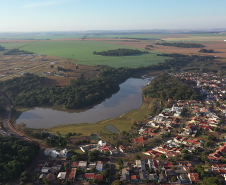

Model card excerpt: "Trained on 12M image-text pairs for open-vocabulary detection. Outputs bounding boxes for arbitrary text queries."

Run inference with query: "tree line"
[0,95,6,114]
[155,42,204,48]
[0,45,5,51]
[93,48,149,56]
[143,73,200,101]
[3,49,34,55]
[0,136,40,182]
[199,49,214,53]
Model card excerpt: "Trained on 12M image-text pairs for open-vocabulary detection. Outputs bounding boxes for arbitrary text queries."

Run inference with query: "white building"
[98,140,107,147]
[44,148,67,158]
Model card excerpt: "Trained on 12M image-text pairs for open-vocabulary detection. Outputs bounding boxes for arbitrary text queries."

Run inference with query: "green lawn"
[47,119,131,136]
[0,42,33,55]
[21,40,167,68]
[128,109,151,121]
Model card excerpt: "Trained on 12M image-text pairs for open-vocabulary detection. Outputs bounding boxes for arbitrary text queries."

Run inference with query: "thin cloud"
[22,0,71,8]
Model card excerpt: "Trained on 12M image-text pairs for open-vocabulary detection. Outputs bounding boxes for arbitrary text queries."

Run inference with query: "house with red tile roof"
[131,175,139,182]
[69,168,76,181]
[134,136,147,145]
[188,173,200,183]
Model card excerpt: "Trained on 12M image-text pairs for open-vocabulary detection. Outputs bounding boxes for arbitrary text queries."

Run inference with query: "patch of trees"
[155,42,204,48]
[143,73,200,101]
[0,45,5,51]
[145,45,153,50]
[45,135,67,147]
[199,49,214,53]
[93,48,149,56]
[3,49,34,55]
[0,136,40,182]
[57,66,71,72]
[0,95,6,114]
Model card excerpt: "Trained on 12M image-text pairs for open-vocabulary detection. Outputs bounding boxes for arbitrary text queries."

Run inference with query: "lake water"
[16,77,152,128]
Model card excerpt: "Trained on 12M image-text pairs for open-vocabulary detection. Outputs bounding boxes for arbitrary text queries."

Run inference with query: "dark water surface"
[16,77,152,128]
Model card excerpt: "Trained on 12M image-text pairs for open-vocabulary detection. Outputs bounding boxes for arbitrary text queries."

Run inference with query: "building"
[44,148,67,158]
[68,168,76,181]
[57,172,66,180]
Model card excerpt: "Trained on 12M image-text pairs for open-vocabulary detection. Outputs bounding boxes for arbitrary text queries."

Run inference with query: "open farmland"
[0,41,34,55]
[21,40,167,68]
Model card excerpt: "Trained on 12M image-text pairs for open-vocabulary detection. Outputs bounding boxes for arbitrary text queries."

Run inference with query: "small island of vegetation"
[3,49,34,55]
[145,45,153,50]
[93,48,149,56]
[155,42,205,48]
[199,49,214,53]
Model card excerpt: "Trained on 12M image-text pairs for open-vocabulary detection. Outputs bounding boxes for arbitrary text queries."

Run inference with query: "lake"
[16,77,152,128]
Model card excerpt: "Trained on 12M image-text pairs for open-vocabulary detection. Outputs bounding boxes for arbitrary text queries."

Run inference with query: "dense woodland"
[3,49,34,55]
[93,48,149,56]
[199,49,214,53]
[143,73,200,101]
[0,136,40,182]
[0,95,6,114]
[155,42,204,48]
[0,45,5,51]
[0,67,134,109]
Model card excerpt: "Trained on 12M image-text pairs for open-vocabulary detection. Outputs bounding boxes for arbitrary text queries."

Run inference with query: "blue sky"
[0,0,226,32]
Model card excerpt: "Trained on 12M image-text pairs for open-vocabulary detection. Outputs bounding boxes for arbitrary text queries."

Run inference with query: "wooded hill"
[93,48,149,56]
[155,42,204,48]
[143,73,200,101]
[0,95,6,114]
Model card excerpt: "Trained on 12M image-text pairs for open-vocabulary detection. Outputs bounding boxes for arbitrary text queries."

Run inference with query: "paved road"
[0,93,25,139]
[110,163,116,184]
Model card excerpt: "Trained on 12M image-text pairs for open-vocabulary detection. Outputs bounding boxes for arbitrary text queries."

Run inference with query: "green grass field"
[47,119,131,135]
[21,40,167,68]
[0,42,33,55]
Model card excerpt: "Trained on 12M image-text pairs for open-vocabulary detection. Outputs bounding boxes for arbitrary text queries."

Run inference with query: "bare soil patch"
[69,136,91,144]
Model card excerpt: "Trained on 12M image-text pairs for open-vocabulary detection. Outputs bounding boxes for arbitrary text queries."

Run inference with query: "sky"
[0,0,226,32]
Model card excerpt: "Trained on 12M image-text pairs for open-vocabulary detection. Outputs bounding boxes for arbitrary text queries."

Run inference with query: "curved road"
[1,93,25,139]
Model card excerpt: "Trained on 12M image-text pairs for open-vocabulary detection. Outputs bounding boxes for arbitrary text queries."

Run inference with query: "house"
[39,174,47,180]
[57,172,66,179]
[44,148,67,158]
[179,174,190,183]
[78,161,87,169]
[159,173,167,183]
[45,173,55,182]
[71,161,79,168]
[145,150,161,158]
[136,160,146,171]
[149,174,158,182]
[96,161,104,172]
[139,172,149,181]
[119,145,126,153]
[188,173,200,183]
[165,169,177,180]
[69,168,76,181]
[41,167,51,174]
[134,136,147,145]
[98,140,107,146]
[120,174,130,182]
[131,175,139,182]
[85,173,95,180]
[80,145,89,152]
